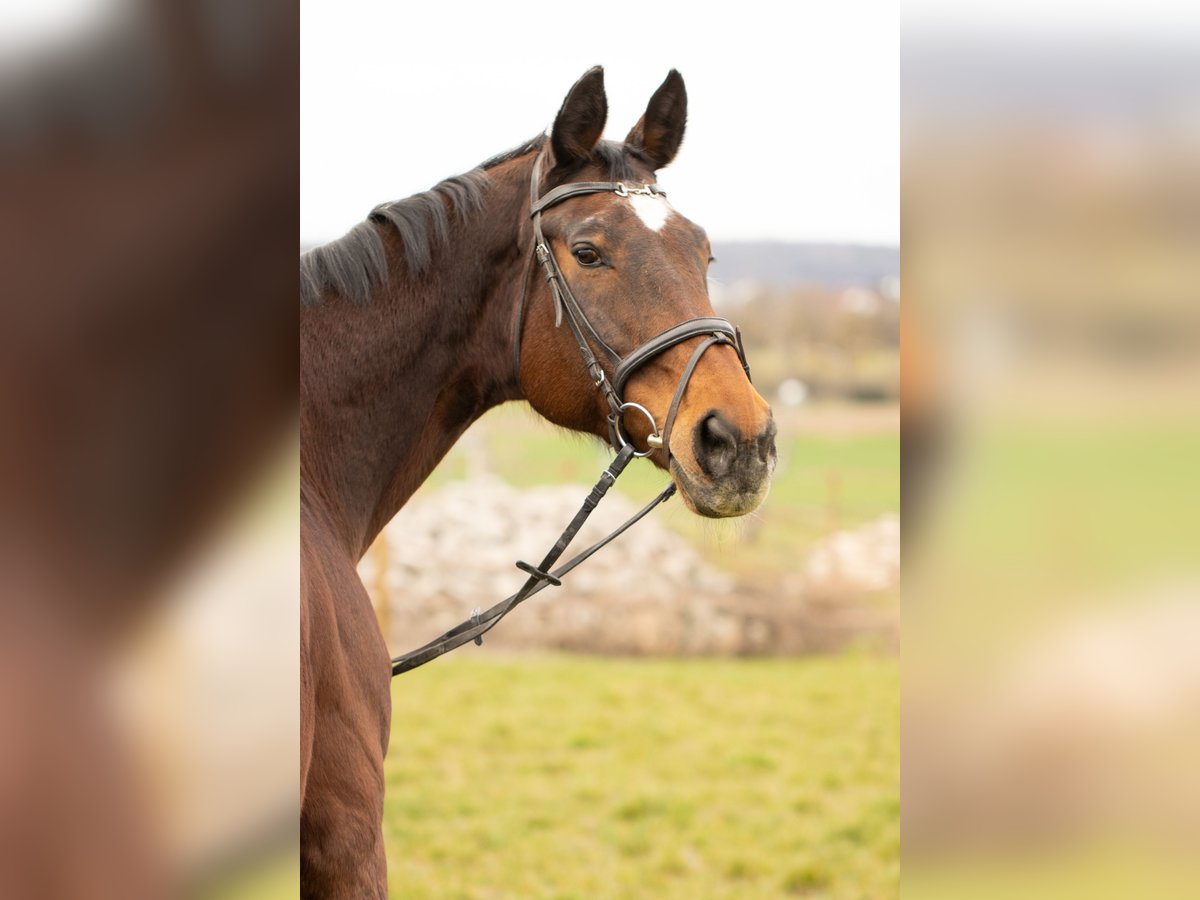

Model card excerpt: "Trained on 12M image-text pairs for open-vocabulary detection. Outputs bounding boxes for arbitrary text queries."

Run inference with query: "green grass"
[385,654,898,899]
[913,414,1200,662]
[939,417,1200,587]
[905,845,1200,900]
[386,403,899,896]
[202,846,299,900]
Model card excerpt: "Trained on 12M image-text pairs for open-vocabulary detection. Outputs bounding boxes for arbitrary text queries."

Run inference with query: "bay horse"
[300,66,776,897]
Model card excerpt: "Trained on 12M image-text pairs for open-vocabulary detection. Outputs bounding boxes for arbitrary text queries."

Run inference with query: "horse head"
[516,67,776,518]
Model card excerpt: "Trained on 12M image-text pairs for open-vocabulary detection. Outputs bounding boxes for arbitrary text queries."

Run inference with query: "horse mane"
[300,136,641,307]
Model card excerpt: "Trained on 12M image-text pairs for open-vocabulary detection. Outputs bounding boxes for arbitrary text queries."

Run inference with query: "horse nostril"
[695,413,739,478]
[757,418,778,464]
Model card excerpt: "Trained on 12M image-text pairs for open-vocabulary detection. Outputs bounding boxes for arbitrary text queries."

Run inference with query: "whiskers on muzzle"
[672,412,777,518]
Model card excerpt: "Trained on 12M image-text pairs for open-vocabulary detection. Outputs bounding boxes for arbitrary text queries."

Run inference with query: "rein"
[390,152,750,677]
[390,443,670,675]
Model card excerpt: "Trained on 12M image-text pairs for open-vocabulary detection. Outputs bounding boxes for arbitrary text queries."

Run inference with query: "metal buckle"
[613,401,662,458]
[614,183,659,199]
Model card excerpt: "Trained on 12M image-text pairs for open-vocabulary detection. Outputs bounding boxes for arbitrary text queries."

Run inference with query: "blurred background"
[904,4,1200,898]
[303,2,899,897]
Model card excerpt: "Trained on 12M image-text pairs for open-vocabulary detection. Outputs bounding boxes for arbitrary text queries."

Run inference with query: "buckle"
[516,560,563,587]
[614,183,659,199]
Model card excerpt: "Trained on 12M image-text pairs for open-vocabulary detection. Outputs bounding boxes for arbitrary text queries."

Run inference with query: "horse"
[300,66,777,897]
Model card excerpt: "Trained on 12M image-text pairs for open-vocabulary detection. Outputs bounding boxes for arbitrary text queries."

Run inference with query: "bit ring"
[614,401,662,458]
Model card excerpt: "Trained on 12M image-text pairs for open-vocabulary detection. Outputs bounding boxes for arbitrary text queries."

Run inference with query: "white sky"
[301,1,899,246]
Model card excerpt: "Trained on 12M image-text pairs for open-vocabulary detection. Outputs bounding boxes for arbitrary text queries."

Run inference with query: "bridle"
[390,151,752,676]
[514,151,751,463]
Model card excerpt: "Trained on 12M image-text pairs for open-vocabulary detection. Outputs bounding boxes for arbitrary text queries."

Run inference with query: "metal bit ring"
[614,401,662,458]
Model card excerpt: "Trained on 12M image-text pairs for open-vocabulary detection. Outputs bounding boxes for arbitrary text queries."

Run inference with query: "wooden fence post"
[372,537,390,641]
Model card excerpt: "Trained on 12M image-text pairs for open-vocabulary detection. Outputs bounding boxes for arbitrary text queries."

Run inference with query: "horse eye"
[573,246,602,267]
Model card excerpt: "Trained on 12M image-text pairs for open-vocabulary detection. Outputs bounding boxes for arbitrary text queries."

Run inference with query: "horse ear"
[550,66,608,170]
[625,69,687,170]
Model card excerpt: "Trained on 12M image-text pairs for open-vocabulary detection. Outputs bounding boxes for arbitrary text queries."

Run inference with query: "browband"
[531,180,666,217]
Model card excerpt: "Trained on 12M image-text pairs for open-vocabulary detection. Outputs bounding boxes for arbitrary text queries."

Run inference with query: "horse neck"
[301,156,533,558]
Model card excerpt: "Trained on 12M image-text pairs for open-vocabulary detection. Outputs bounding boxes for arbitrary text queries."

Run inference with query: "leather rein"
[390,152,750,677]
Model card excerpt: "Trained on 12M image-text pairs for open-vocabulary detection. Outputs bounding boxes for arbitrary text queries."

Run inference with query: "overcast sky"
[301,1,899,247]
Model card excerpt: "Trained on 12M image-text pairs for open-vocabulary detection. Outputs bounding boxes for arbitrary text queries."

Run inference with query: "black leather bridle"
[515,151,751,463]
[390,153,752,676]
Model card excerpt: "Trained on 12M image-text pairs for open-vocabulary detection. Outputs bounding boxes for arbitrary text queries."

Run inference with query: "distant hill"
[710,242,898,289]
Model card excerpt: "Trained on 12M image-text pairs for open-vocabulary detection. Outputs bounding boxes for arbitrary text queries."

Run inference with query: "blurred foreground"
[0,2,297,896]
[904,33,1200,898]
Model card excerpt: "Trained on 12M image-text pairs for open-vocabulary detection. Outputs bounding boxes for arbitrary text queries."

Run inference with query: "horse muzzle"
[670,412,777,518]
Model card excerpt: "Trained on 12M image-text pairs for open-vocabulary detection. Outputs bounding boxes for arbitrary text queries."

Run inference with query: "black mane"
[300,135,641,307]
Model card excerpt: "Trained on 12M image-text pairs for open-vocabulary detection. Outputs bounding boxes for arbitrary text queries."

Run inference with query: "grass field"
[379,403,900,897]
[386,654,899,899]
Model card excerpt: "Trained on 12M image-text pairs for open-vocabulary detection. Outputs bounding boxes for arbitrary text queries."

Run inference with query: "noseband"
[390,153,754,676]
[514,152,751,463]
